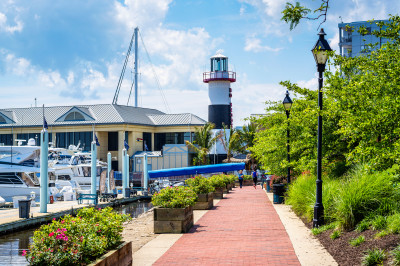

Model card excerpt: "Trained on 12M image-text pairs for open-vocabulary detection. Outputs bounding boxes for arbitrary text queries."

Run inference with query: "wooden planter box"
[227,183,233,191]
[89,241,132,266]
[231,182,236,188]
[244,179,253,186]
[212,187,224,199]
[154,206,194,233]
[193,192,213,210]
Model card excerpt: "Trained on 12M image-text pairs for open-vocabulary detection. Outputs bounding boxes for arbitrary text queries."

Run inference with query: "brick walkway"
[154,186,300,265]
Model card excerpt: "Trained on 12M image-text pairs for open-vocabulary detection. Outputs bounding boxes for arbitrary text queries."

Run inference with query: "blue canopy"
[148,163,245,178]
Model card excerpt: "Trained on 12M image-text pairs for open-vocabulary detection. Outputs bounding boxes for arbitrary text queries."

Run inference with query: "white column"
[91,141,97,195]
[107,152,111,193]
[40,129,48,213]
[143,153,148,196]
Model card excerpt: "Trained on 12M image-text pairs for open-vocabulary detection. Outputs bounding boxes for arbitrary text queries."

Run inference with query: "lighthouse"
[203,52,236,129]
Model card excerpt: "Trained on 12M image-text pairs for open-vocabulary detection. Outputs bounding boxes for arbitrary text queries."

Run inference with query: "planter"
[193,192,213,210]
[231,181,236,188]
[273,184,285,204]
[227,183,233,191]
[212,187,224,199]
[244,179,253,186]
[223,185,229,194]
[154,206,194,233]
[89,241,132,266]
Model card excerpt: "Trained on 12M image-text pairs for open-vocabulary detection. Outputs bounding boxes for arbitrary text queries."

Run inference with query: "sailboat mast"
[134,27,139,108]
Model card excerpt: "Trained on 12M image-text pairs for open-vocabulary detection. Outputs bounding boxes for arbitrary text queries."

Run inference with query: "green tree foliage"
[217,125,242,162]
[281,0,329,30]
[185,122,218,165]
[251,15,400,175]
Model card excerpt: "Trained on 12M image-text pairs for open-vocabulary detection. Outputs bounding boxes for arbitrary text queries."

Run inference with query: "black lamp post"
[311,28,332,228]
[282,90,293,184]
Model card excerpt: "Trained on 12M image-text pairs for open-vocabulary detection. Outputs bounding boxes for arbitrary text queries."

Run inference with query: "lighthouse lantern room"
[203,52,236,129]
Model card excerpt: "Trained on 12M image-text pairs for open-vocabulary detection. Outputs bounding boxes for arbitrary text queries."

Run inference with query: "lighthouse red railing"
[203,71,236,83]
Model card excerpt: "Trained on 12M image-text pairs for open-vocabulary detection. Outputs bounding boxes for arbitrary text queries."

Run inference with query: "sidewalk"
[153,186,300,265]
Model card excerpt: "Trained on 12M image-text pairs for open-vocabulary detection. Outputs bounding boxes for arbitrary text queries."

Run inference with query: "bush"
[362,249,386,266]
[24,207,130,265]
[209,175,227,188]
[185,176,215,194]
[387,213,400,234]
[356,219,370,232]
[152,186,197,208]
[349,235,365,247]
[335,166,400,229]
[243,175,252,180]
[371,215,387,231]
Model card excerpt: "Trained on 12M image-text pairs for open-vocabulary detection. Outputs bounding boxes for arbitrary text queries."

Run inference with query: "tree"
[250,16,400,176]
[185,122,218,165]
[217,125,242,163]
[239,123,257,151]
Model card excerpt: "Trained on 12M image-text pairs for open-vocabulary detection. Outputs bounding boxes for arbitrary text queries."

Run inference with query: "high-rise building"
[338,20,389,57]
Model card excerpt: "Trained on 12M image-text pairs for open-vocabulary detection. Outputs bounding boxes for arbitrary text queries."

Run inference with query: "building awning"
[148,163,245,178]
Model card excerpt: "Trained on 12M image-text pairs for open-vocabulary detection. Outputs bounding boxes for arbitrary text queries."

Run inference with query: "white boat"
[0,164,57,202]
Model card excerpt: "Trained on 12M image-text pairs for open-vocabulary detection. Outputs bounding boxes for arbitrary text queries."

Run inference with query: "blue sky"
[0,0,397,125]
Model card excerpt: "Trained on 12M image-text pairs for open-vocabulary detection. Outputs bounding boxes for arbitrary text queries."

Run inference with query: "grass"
[349,235,365,247]
[362,249,386,266]
[387,213,400,234]
[391,245,400,266]
[371,215,387,231]
[311,223,337,236]
[375,230,390,239]
[330,230,341,240]
[286,164,400,230]
[356,220,370,232]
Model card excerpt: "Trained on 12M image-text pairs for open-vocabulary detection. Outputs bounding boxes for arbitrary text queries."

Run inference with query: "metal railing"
[203,71,236,83]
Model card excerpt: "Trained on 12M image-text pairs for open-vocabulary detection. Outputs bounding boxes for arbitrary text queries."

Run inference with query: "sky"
[0,0,397,126]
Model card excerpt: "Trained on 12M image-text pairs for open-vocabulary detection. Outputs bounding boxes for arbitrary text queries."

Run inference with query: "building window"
[64,112,85,121]
[0,134,12,145]
[17,133,52,146]
[108,132,118,151]
[55,132,90,151]
[143,132,152,151]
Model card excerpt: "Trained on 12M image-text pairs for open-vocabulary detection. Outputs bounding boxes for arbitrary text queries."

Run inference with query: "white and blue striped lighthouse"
[203,52,236,129]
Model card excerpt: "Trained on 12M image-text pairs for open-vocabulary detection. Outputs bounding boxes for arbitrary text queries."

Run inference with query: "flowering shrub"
[208,175,227,188]
[243,175,253,180]
[152,186,197,208]
[185,176,215,194]
[24,207,130,265]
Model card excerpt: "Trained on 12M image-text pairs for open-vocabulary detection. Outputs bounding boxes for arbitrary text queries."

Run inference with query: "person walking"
[238,170,244,189]
[252,168,258,189]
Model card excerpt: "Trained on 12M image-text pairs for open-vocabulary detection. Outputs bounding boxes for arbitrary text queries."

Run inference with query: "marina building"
[0,104,206,171]
[338,20,389,57]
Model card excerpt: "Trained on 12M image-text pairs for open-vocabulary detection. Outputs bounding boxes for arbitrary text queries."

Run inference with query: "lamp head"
[282,90,293,111]
[311,28,332,66]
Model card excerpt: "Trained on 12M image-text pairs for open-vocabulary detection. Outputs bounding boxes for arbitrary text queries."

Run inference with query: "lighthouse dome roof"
[211,52,227,59]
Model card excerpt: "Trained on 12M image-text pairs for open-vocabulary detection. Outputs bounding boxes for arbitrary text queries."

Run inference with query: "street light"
[282,90,293,184]
[311,28,332,228]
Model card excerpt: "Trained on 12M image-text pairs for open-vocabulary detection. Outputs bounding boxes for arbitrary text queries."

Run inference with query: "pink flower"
[53,218,56,221]
[61,220,65,224]
[98,208,101,211]
[22,250,27,256]
[49,232,54,237]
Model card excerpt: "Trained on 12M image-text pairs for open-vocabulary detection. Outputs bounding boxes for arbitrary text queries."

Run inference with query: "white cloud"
[244,37,282,53]
[0,12,23,33]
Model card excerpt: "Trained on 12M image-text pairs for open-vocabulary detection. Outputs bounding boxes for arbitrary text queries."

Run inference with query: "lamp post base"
[313,204,324,228]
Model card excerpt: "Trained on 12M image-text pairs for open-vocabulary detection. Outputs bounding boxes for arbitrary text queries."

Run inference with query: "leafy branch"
[281,0,330,30]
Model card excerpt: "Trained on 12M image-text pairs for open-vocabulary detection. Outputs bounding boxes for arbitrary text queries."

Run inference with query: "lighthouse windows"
[211,58,227,72]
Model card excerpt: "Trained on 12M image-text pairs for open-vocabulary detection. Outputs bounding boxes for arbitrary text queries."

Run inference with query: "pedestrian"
[238,170,244,189]
[252,168,257,189]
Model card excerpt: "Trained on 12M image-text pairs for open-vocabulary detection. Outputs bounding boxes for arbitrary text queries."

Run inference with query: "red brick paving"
[154,186,300,265]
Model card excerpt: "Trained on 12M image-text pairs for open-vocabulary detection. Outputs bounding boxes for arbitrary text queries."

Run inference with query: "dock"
[0,195,150,235]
